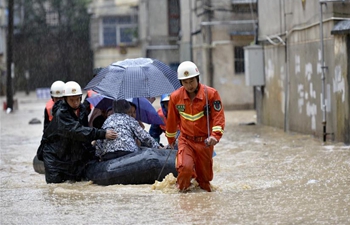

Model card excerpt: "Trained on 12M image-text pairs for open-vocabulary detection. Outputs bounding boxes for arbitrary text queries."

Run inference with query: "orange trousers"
[176,136,214,192]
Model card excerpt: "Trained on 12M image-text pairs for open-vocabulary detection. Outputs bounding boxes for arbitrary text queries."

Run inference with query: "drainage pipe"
[319,1,327,142]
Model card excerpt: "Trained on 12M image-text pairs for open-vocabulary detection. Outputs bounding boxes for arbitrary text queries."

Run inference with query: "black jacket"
[39,100,106,183]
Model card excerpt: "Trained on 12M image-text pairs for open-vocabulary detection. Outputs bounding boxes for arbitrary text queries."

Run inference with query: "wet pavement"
[1,91,349,225]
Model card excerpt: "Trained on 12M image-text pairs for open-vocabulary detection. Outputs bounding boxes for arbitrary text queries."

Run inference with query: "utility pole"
[6,0,14,111]
[203,0,213,87]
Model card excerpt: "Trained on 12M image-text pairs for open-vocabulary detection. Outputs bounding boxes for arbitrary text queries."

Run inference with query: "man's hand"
[105,129,117,140]
[205,136,218,146]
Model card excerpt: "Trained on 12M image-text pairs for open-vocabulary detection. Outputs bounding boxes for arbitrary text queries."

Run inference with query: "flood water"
[1,92,350,224]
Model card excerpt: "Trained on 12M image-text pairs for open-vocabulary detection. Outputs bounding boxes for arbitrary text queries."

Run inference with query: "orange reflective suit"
[158,108,167,131]
[45,99,55,121]
[87,89,98,110]
[166,83,225,191]
[43,99,55,130]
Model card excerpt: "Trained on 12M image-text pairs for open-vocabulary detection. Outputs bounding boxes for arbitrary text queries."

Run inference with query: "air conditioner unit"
[244,45,265,86]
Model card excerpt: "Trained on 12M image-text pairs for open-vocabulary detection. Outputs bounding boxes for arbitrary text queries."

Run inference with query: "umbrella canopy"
[126,98,164,126]
[86,94,114,110]
[84,58,181,100]
[86,94,164,125]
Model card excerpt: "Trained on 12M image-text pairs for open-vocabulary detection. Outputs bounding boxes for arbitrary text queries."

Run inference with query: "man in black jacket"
[39,81,117,183]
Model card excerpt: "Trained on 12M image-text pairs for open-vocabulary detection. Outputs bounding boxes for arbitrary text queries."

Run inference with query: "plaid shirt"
[95,113,159,157]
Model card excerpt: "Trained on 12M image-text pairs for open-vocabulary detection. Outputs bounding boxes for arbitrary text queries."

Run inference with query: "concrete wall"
[257,0,350,143]
[332,35,350,143]
[179,0,192,61]
[148,0,168,39]
[286,27,349,142]
[139,0,169,41]
[93,48,142,68]
[260,45,286,129]
[212,33,254,110]
[287,28,332,136]
[258,0,329,35]
[139,0,179,65]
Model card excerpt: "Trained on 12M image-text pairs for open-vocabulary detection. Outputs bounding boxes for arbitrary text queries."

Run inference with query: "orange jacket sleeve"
[165,91,180,145]
[207,86,225,141]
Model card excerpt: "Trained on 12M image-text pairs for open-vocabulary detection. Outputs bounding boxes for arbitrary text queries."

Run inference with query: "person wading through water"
[165,61,225,192]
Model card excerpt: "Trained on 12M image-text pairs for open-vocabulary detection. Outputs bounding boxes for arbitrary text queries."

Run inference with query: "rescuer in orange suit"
[165,61,225,192]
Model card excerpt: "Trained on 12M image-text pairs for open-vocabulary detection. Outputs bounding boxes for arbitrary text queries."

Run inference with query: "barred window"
[234,46,245,74]
[168,0,180,37]
[231,2,257,13]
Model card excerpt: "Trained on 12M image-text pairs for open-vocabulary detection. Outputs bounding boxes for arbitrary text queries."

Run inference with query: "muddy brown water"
[1,92,349,224]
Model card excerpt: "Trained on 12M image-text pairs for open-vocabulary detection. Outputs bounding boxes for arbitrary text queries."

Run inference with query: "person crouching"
[40,81,117,183]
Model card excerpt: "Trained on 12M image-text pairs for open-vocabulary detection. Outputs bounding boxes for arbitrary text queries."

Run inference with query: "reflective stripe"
[166,131,177,138]
[179,111,204,122]
[212,126,224,134]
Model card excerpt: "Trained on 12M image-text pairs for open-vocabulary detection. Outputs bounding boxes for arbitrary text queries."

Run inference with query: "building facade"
[88,0,141,68]
[88,0,257,109]
[139,0,180,69]
[88,0,181,70]
[256,0,350,143]
[179,0,257,110]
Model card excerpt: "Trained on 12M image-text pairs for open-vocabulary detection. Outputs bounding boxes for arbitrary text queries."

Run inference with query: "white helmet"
[177,61,200,80]
[64,81,82,96]
[50,80,65,97]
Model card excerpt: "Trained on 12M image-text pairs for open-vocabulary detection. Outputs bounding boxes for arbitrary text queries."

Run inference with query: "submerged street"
[1,92,349,224]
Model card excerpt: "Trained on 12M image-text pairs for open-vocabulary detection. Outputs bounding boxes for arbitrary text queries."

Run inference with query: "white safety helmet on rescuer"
[63,81,82,96]
[50,80,65,97]
[177,61,200,80]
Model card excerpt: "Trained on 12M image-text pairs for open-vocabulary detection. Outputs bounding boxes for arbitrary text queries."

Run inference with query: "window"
[234,46,245,74]
[102,16,138,47]
[232,3,257,13]
[169,62,180,72]
[168,0,180,37]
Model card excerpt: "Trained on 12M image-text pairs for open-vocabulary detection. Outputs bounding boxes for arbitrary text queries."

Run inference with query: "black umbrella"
[84,58,180,100]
